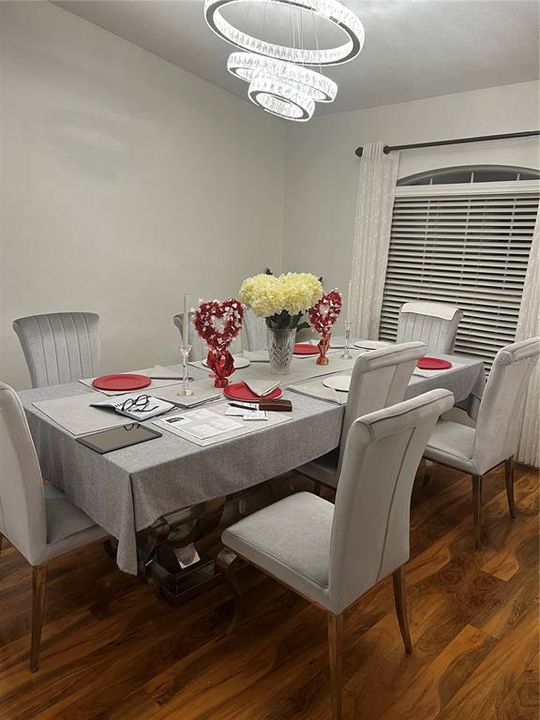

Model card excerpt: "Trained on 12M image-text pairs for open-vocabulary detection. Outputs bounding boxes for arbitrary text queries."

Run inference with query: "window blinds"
[379,190,539,367]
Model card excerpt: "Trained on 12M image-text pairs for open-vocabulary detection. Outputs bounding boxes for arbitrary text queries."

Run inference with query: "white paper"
[155,409,242,440]
[242,410,268,421]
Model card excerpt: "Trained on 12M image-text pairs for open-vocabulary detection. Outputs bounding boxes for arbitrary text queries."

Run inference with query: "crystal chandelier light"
[228,52,337,103]
[204,0,365,121]
[248,75,315,121]
[205,0,365,66]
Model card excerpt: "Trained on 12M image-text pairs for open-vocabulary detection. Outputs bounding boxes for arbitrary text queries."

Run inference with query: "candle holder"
[341,321,353,359]
[178,345,193,397]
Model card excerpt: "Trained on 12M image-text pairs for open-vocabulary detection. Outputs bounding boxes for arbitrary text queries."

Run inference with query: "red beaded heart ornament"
[308,290,342,335]
[194,299,244,350]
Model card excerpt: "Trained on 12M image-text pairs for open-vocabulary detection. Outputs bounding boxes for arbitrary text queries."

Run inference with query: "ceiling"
[55,0,539,115]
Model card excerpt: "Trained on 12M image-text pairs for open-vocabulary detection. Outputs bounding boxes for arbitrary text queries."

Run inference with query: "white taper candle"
[183,292,189,346]
[346,281,352,323]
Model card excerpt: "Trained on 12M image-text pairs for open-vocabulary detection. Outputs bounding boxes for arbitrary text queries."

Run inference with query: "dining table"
[18,344,485,575]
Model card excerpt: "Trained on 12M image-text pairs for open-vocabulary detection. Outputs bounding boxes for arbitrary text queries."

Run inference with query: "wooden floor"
[0,463,538,720]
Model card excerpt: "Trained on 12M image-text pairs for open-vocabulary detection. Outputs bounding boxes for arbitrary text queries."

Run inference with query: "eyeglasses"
[120,394,158,414]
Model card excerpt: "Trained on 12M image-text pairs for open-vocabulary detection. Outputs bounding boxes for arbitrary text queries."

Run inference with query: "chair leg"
[216,548,243,634]
[328,613,343,720]
[505,456,516,520]
[472,475,483,550]
[419,458,432,487]
[392,566,413,654]
[0,532,3,558]
[30,564,48,672]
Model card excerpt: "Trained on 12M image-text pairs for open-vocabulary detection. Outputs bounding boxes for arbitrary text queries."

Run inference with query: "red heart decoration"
[207,347,235,388]
[308,290,342,335]
[193,299,244,351]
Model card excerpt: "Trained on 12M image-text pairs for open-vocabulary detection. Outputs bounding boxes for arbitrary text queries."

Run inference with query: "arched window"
[398,165,540,186]
[380,166,540,367]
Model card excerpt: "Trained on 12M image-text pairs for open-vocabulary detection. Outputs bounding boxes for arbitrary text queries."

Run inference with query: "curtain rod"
[354,130,540,158]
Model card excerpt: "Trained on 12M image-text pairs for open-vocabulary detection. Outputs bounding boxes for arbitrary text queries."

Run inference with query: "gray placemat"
[33,394,129,436]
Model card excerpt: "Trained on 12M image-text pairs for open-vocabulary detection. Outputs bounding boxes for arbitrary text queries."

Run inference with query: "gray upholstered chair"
[397,301,463,354]
[424,337,540,549]
[297,341,427,490]
[243,307,267,352]
[0,382,107,671]
[13,312,100,388]
[218,389,454,720]
[173,312,207,361]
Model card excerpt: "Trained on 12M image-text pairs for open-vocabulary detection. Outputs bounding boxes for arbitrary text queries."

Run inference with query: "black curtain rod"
[354,130,540,158]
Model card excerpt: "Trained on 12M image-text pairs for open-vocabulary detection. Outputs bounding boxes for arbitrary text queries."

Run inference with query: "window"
[397,165,540,186]
[379,168,539,367]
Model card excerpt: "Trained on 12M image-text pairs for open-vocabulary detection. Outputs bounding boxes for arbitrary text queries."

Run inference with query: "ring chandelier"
[228,52,338,103]
[204,0,364,121]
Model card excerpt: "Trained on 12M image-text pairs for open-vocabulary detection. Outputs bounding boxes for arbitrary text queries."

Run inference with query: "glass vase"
[267,328,296,375]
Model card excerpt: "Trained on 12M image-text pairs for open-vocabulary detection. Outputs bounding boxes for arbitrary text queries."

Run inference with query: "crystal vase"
[267,328,295,375]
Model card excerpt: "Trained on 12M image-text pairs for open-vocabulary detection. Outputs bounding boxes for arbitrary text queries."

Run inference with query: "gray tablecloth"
[19,354,484,575]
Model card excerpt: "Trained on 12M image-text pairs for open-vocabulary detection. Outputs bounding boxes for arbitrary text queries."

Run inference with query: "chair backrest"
[339,341,426,470]
[13,312,100,388]
[472,337,540,473]
[396,302,463,354]
[0,383,47,565]
[328,388,454,614]
[174,312,242,361]
[243,308,267,352]
[173,312,207,362]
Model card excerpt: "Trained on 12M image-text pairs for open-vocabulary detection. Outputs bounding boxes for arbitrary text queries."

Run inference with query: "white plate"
[353,340,393,351]
[202,355,251,370]
[322,375,351,392]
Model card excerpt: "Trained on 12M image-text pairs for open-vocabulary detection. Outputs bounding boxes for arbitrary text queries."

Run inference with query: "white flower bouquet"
[239,272,323,330]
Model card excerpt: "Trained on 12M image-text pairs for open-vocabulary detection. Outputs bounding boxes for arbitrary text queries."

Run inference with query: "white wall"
[2,2,539,391]
[282,81,540,308]
[0,1,286,389]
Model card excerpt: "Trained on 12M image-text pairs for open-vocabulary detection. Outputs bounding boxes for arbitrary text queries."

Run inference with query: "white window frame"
[380,179,540,366]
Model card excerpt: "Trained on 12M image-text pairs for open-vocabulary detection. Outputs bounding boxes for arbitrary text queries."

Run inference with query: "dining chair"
[173,312,207,361]
[243,307,267,351]
[174,313,242,361]
[13,312,100,388]
[217,389,454,720]
[424,337,540,548]
[396,301,463,354]
[297,341,427,491]
[0,382,108,671]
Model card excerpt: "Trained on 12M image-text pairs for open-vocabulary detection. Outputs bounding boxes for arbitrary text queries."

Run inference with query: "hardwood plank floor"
[0,463,538,719]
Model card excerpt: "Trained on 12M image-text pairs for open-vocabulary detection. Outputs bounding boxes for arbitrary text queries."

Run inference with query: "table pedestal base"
[148,546,221,605]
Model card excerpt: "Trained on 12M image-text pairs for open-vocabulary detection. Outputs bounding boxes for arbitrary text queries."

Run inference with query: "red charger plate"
[224,382,282,403]
[92,373,151,391]
[293,343,319,356]
[417,358,452,370]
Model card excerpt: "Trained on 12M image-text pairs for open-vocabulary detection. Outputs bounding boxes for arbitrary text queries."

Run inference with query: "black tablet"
[76,424,162,454]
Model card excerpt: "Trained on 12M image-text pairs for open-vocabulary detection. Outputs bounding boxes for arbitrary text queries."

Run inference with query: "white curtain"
[516,212,540,467]
[350,141,400,339]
